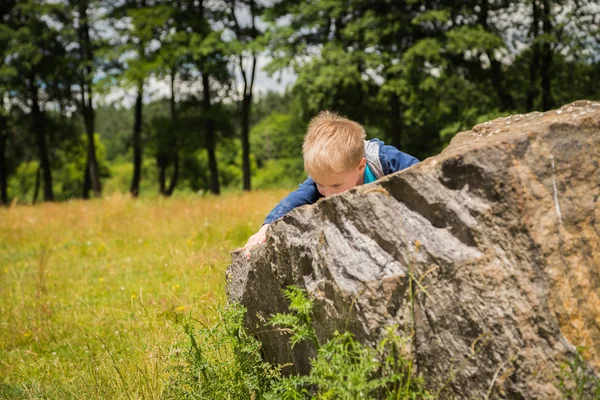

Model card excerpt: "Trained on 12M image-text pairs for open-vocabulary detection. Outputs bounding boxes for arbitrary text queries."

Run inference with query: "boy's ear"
[358,157,367,172]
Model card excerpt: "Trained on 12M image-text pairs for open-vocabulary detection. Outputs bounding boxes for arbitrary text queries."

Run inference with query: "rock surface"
[227,100,600,398]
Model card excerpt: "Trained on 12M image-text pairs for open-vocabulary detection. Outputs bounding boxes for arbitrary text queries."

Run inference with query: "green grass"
[0,190,287,399]
[3,190,597,400]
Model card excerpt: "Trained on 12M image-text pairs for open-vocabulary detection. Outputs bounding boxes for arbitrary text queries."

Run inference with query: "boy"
[244,111,419,259]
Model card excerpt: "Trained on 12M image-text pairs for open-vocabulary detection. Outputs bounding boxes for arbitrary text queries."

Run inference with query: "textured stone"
[227,100,600,399]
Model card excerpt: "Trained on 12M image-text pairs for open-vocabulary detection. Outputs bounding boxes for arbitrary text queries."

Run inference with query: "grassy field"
[0,190,287,399]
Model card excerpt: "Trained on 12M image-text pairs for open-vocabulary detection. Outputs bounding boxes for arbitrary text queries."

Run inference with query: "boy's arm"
[264,177,321,225]
[379,142,420,174]
[245,178,320,259]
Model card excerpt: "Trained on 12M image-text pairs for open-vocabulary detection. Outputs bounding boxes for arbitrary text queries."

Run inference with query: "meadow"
[0,190,287,399]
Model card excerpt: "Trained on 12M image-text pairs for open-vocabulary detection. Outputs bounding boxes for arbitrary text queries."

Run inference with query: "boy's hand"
[244,224,270,260]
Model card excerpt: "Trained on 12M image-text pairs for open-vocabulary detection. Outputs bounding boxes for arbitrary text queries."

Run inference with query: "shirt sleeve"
[263,177,322,225]
[379,143,419,174]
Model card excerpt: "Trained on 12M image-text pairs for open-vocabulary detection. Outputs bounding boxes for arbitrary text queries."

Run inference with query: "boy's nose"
[324,188,337,197]
[325,188,342,196]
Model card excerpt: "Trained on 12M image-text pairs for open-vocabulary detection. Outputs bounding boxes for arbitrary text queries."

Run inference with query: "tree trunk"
[83,97,101,198]
[239,1,257,192]
[389,93,403,150]
[130,80,143,197]
[82,162,91,199]
[541,0,554,111]
[165,69,178,196]
[166,153,179,196]
[203,73,220,195]
[32,165,41,205]
[489,59,515,111]
[527,0,541,112]
[157,156,167,195]
[479,0,515,111]
[0,116,7,206]
[30,67,53,202]
[241,93,251,191]
[79,0,101,199]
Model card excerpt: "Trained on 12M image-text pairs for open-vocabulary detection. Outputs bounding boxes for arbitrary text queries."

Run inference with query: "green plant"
[269,286,320,350]
[267,287,432,400]
[267,328,431,400]
[253,158,306,190]
[164,304,280,399]
[557,347,600,400]
[167,286,432,399]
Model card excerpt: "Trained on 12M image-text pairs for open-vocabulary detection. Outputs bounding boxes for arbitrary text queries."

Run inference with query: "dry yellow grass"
[0,190,287,399]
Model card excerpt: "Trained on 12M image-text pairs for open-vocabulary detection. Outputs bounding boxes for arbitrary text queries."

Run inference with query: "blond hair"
[303,111,366,178]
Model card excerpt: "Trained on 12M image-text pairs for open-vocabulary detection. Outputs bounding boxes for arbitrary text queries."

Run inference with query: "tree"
[152,1,185,197]
[70,0,103,198]
[151,0,231,196]
[0,1,16,206]
[263,0,423,152]
[527,0,542,112]
[540,0,555,110]
[0,113,8,206]
[106,0,168,197]
[224,0,261,191]
[191,1,231,196]
[4,1,77,202]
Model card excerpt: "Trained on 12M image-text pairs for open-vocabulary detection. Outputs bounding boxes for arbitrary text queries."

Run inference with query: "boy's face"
[313,158,367,197]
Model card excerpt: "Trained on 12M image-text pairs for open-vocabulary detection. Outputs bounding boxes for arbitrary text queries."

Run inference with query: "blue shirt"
[364,164,377,184]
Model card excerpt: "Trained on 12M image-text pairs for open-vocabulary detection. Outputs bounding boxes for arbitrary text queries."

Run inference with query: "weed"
[557,347,600,400]
[267,287,432,399]
[164,304,280,399]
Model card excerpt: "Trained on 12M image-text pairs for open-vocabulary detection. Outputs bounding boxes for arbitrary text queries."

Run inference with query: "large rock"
[227,101,600,398]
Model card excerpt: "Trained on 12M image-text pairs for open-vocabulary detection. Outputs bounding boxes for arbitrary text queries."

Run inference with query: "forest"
[1,0,599,204]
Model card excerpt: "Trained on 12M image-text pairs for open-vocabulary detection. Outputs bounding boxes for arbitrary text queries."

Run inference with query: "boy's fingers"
[245,230,268,260]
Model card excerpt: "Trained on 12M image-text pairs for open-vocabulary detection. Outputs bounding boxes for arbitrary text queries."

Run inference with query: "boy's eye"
[332,184,341,188]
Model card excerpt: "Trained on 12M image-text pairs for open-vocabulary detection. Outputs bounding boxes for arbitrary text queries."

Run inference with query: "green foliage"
[411,9,450,26]
[4,0,600,201]
[269,329,431,400]
[269,286,319,349]
[249,107,306,189]
[95,105,134,161]
[7,161,39,202]
[439,109,510,147]
[164,304,280,400]
[8,132,111,202]
[213,138,255,190]
[446,26,504,54]
[253,158,305,190]
[52,133,111,200]
[556,347,600,400]
[250,112,303,165]
[102,158,158,197]
[168,286,432,400]
[293,43,377,122]
[268,287,431,399]
[104,2,168,88]
[263,0,600,162]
